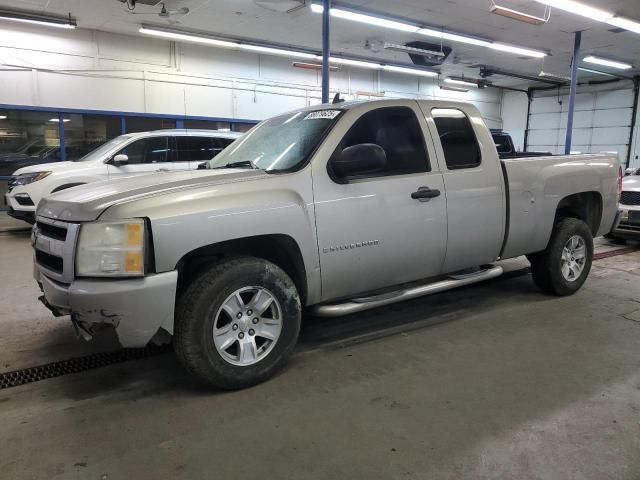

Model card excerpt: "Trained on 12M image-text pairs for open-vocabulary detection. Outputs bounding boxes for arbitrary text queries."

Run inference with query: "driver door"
[311,103,448,301]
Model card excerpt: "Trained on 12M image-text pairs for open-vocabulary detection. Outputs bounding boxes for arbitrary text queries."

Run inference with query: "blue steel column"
[564,31,581,155]
[321,0,331,104]
[58,113,66,161]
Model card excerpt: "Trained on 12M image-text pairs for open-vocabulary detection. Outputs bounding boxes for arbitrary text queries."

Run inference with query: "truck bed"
[500,153,619,259]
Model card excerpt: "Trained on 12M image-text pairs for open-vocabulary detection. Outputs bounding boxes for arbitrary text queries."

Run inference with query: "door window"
[336,107,430,179]
[174,136,234,162]
[431,108,481,169]
[117,137,170,164]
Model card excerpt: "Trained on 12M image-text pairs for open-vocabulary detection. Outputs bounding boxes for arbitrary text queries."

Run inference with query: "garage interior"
[1,0,640,478]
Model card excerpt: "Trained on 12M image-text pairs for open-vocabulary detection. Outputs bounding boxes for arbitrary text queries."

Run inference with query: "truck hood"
[622,175,640,192]
[12,160,94,176]
[37,169,268,222]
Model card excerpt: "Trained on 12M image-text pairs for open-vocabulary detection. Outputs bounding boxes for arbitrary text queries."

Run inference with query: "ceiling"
[2,0,640,88]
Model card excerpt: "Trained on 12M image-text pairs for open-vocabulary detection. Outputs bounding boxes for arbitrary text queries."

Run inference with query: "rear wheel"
[174,257,301,389]
[528,218,593,296]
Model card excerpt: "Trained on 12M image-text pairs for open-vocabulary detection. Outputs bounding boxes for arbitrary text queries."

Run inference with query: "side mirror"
[197,161,208,170]
[625,167,636,176]
[330,143,387,181]
[112,154,129,166]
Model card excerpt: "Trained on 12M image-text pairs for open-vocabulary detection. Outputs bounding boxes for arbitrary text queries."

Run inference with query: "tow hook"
[71,313,94,342]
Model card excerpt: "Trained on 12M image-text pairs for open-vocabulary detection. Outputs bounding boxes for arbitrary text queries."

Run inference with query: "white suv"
[5,129,241,223]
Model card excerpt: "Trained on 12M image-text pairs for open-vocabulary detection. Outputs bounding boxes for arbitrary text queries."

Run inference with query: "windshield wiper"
[212,161,260,170]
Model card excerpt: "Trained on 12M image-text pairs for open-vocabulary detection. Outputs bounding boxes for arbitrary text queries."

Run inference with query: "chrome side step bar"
[311,265,503,317]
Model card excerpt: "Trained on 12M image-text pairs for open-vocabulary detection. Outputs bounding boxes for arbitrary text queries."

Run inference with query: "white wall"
[0,23,504,125]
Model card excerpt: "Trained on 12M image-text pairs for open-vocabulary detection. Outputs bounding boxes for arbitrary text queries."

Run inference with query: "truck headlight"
[76,220,146,277]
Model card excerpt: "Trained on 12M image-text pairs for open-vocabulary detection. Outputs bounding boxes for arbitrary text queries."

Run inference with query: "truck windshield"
[207,109,342,172]
[72,135,131,162]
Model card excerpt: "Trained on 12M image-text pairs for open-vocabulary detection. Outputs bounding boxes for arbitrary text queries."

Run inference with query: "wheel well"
[51,182,85,193]
[554,191,602,235]
[176,234,308,304]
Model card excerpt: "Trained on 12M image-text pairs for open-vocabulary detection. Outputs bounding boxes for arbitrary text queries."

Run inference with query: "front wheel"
[174,257,301,389]
[528,218,593,296]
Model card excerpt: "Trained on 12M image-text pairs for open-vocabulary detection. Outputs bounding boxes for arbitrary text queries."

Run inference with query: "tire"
[528,218,593,296]
[174,256,301,389]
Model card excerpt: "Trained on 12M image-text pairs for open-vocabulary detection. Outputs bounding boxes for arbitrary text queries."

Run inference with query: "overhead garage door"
[526,88,634,163]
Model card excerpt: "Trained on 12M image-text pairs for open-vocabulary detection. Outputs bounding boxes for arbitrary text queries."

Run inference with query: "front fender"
[100,170,322,304]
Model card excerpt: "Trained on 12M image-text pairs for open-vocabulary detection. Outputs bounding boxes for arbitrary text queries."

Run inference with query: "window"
[339,107,429,177]
[209,110,340,172]
[431,108,481,169]
[492,133,512,154]
[174,136,234,162]
[0,109,62,177]
[117,136,170,164]
[125,117,176,133]
[184,120,231,131]
[62,114,121,161]
[234,123,256,133]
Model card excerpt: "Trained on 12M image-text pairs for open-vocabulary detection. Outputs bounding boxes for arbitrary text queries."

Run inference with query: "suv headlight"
[76,220,146,277]
[10,171,51,186]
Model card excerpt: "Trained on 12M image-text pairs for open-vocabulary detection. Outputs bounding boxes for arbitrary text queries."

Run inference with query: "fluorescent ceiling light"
[439,85,469,93]
[489,43,547,58]
[49,118,70,122]
[0,10,76,29]
[310,3,418,32]
[534,0,640,36]
[329,57,381,69]
[578,67,615,77]
[239,44,317,59]
[490,4,548,25]
[539,71,570,82]
[311,2,549,55]
[606,16,640,34]
[139,26,239,48]
[583,55,632,70]
[382,65,438,77]
[0,115,6,119]
[445,78,479,88]
[417,27,489,47]
[533,0,612,22]
[441,32,490,47]
[292,62,340,71]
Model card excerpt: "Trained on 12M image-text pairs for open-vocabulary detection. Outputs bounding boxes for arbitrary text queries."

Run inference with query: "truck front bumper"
[37,269,178,348]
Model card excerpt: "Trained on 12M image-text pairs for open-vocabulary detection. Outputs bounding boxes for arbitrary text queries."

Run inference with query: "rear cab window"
[431,108,481,170]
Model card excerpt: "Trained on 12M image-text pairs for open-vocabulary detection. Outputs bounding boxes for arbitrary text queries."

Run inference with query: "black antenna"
[332,93,345,104]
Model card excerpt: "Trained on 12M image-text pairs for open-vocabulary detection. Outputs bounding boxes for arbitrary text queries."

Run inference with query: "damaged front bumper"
[36,269,178,348]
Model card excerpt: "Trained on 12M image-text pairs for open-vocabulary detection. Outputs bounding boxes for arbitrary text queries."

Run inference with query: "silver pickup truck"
[32,99,620,389]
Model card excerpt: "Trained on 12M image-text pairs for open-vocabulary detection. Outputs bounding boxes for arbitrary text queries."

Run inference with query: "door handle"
[156,168,170,172]
[411,186,441,201]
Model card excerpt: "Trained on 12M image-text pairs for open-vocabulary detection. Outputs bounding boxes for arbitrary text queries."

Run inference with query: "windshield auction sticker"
[304,110,341,120]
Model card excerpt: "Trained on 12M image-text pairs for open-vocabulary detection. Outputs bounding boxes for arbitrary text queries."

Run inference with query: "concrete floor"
[1,212,640,479]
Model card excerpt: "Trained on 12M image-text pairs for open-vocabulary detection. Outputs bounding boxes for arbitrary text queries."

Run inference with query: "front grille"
[620,191,640,206]
[617,220,640,232]
[36,221,67,241]
[33,217,80,283]
[36,250,64,274]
